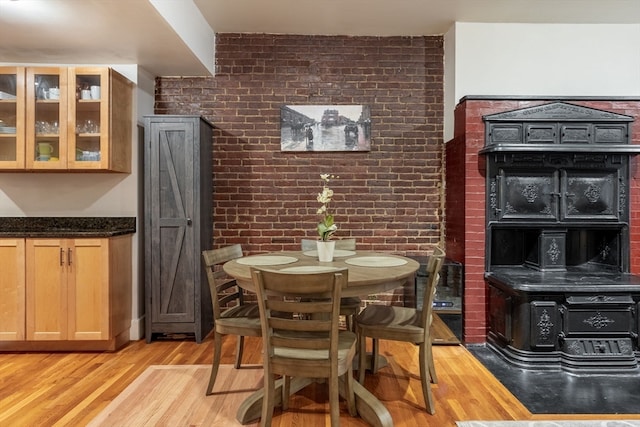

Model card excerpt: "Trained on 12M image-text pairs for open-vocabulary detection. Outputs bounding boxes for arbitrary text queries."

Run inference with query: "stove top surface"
[487,266,640,292]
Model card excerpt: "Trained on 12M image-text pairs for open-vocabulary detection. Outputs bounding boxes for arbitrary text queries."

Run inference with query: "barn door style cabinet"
[144,115,214,343]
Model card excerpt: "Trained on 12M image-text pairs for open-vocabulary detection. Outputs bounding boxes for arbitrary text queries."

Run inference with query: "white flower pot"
[316,240,336,262]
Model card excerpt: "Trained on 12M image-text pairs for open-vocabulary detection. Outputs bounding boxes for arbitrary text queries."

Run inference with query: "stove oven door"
[562,170,620,221]
[497,169,558,221]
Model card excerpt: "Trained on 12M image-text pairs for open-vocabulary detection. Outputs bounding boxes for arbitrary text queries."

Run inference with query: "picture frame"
[280,105,371,152]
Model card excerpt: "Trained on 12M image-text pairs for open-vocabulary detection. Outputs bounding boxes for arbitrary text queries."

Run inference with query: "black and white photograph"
[280,105,371,152]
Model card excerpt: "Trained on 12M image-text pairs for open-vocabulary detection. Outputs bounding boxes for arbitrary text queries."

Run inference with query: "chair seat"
[357,305,422,330]
[356,305,425,343]
[274,331,356,361]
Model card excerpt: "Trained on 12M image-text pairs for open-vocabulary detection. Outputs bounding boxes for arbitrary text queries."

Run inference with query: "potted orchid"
[317,173,338,241]
[316,173,338,261]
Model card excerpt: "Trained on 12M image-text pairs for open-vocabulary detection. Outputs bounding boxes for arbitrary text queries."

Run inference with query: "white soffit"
[149,0,215,76]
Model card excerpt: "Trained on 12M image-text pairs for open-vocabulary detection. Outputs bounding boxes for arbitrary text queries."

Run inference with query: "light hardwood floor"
[1,333,639,426]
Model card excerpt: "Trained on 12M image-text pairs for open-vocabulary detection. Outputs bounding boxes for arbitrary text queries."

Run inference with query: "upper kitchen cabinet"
[25,67,69,170]
[67,67,132,172]
[0,67,26,169]
[0,66,132,172]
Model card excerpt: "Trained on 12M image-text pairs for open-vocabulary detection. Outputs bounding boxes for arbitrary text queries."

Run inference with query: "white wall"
[443,23,640,141]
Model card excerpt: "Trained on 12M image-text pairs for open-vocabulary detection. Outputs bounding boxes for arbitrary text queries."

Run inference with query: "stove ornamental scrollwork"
[481,102,640,372]
[583,312,615,329]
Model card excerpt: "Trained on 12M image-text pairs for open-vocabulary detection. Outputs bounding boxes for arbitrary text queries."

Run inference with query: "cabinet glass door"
[26,67,68,169]
[0,67,25,169]
[68,67,108,169]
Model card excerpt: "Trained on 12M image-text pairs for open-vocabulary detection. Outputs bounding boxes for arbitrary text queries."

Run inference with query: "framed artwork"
[280,105,371,152]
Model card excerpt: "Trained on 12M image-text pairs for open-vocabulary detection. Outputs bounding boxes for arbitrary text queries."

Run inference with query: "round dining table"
[223,250,419,427]
[223,250,419,297]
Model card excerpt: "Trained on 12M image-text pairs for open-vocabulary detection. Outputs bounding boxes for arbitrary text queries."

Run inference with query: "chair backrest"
[250,267,349,377]
[202,244,244,321]
[420,246,446,332]
[300,238,356,251]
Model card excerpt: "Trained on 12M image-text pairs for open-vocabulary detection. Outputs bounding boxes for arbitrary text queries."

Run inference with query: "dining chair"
[251,267,358,427]
[202,245,262,395]
[355,246,446,414]
[300,238,361,331]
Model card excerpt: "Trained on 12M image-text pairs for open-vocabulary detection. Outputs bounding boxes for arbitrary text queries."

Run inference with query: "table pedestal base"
[236,376,393,427]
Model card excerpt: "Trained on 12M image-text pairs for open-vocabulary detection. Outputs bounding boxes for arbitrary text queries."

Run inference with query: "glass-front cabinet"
[0,66,131,173]
[68,67,107,170]
[0,67,25,169]
[26,67,68,170]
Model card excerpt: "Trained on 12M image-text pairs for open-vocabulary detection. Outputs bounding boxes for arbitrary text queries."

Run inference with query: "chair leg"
[329,369,340,426]
[418,342,436,414]
[282,375,290,411]
[344,368,357,417]
[235,335,245,369]
[261,370,275,427]
[358,332,367,384]
[427,338,438,384]
[206,331,223,395]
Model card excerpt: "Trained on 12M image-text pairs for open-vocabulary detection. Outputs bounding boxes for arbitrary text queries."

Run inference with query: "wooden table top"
[223,250,420,298]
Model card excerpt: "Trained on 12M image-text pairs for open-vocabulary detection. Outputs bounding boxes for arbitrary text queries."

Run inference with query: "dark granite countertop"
[0,217,136,238]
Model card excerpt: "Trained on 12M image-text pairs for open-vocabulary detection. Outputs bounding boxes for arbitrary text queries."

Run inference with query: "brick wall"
[447,97,640,344]
[154,34,445,261]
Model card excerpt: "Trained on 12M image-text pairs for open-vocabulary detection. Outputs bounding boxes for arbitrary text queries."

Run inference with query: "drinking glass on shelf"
[35,121,59,135]
[85,119,99,133]
[76,119,100,134]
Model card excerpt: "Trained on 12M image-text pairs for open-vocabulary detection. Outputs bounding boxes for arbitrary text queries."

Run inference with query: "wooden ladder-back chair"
[355,246,446,414]
[202,245,262,395]
[300,238,361,331]
[251,267,358,427]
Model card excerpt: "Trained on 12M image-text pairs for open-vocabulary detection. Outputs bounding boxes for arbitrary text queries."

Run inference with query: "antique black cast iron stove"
[481,102,640,372]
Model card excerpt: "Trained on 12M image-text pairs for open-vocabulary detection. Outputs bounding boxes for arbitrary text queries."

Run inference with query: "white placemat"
[302,249,356,258]
[235,255,298,266]
[344,256,408,267]
[279,266,340,273]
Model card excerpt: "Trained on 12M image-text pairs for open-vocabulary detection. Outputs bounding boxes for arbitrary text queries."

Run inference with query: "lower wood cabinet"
[0,235,132,351]
[0,238,25,341]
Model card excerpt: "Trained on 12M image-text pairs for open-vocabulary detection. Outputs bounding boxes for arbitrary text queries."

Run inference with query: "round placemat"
[235,255,298,266]
[344,256,408,267]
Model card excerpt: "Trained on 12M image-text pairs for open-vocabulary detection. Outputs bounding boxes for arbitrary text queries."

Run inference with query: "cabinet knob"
[186,218,192,226]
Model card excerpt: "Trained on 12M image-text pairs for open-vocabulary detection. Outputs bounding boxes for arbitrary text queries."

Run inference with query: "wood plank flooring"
[1,333,638,426]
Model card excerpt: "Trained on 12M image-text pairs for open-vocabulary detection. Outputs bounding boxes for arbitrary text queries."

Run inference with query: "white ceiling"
[0,0,639,77]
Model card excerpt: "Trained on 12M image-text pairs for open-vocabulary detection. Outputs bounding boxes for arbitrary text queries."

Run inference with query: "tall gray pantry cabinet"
[144,115,214,343]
